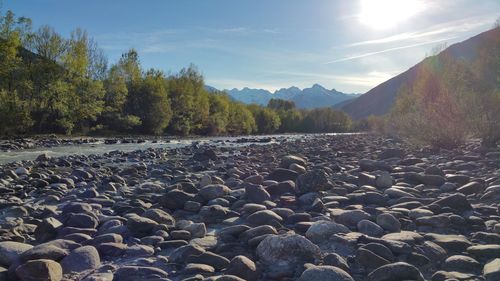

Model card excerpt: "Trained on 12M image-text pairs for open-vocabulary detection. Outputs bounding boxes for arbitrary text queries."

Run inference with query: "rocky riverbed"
[0,134,499,281]
[0,135,281,153]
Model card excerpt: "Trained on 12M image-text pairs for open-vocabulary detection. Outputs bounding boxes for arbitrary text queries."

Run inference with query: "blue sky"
[3,0,499,93]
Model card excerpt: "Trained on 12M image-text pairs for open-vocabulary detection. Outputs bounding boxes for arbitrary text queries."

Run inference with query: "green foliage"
[267,98,295,111]
[167,66,197,135]
[302,108,352,133]
[248,104,281,134]
[278,109,303,132]
[206,93,230,135]
[0,9,355,137]
[0,90,33,135]
[227,103,257,135]
[127,69,172,135]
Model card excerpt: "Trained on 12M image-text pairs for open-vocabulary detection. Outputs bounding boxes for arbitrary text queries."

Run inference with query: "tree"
[0,90,33,135]
[248,104,281,134]
[1,8,364,137]
[28,26,67,132]
[301,108,351,133]
[388,54,471,148]
[206,93,230,135]
[278,109,303,132]
[116,49,142,85]
[192,89,210,133]
[59,28,105,133]
[127,69,172,135]
[167,65,204,135]
[0,89,33,135]
[464,30,500,146]
[227,102,256,135]
[267,98,295,111]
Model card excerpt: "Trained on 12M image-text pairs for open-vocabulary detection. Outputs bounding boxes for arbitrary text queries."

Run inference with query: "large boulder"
[169,244,206,263]
[376,213,401,232]
[484,258,500,281]
[15,259,62,281]
[245,184,271,204]
[375,172,393,189]
[442,255,481,273]
[60,246,100,273]
[266,181,296,197]
[0,241,33,266]
[160,189,195,210]
[247,210,283,226]
[298,265,354,281]
[65,213,98,229]
[199,184,231,201]
[34,218,63,243]
[267,168,299,182]
[114,266,169,281]
[334,210,371,228]
[357,220,384,237]
[467,244,500,260]
[126,214,158,238]
[225,255,260,281]
[199,205,231,223]
[142,208,175,226]
[305,220,349,243]
[20,244,69,262]
[256,234,321,278]
[296,169,332,194]
[456,181,484,195]
[431,193,472,213]
[280,155,307,168]
[367,262,424,281]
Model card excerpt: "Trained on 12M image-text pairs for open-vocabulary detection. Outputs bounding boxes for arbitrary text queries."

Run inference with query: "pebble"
[0,134,498,280]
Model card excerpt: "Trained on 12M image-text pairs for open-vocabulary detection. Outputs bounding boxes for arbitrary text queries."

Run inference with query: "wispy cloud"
[96,26,282,57]
[345,16,494,47]
[325,36,456,64]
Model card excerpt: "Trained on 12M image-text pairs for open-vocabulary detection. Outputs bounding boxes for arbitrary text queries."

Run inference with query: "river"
[0,134,315,164]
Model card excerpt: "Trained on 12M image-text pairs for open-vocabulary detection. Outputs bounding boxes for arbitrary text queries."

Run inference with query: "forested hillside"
[342,27,500,120]
[359,25,500,147]
[0,9,352,136]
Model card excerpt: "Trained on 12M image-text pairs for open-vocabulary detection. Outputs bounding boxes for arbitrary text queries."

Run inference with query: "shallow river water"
[0,134,315,164]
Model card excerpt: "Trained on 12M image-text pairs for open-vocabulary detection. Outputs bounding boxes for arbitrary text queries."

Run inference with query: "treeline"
[0,9,352,136]
[360,26,500,148]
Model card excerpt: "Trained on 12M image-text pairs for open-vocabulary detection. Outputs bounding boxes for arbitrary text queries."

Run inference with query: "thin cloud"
[346,16,494,47]
[325,37,456,64]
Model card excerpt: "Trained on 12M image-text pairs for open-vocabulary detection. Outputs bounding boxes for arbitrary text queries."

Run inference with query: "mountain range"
[206,84,360,109]
[207,27,499,116]
[341,27,500,119]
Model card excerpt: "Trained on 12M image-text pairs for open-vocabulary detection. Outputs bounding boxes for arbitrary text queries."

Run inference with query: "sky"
[3,0,499,93]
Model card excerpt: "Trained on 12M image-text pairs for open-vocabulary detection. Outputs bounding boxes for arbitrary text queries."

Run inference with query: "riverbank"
[0,134,499,281]
[0,133,304,153]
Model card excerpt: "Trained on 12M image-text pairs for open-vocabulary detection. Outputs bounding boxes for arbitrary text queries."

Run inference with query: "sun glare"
[359,0,425,29]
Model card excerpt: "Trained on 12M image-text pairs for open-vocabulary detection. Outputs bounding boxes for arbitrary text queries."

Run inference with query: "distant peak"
[311,84,325,89]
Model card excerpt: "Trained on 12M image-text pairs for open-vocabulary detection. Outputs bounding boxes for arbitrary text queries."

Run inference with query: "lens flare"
[359,0,426,29]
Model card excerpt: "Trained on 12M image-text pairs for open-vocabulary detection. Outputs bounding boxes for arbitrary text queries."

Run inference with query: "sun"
[359,0,425,30]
